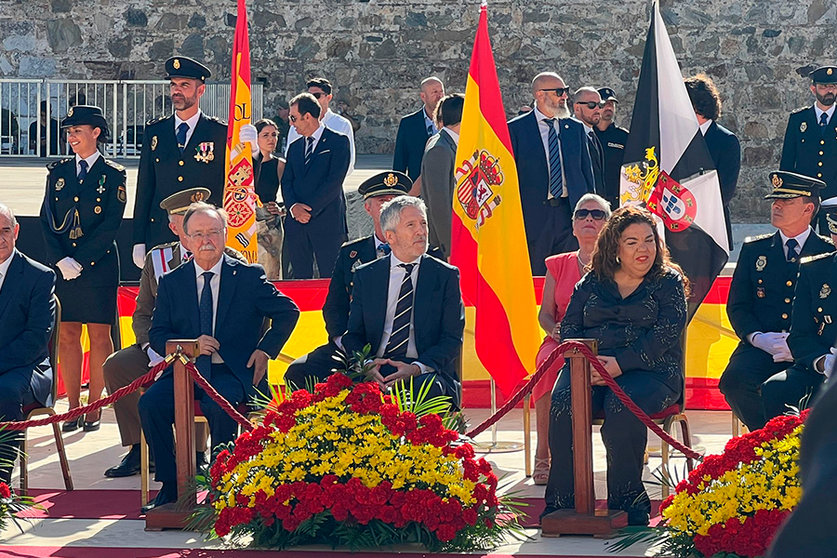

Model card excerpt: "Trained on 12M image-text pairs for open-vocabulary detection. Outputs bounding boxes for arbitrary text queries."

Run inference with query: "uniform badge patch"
[173,58,181,69]
[349,251,357,258]
[756,255,767,271]
[757,287,766,298]
[55,178,65,192]
[820,284,831,299]
[800,122,807,133]
[117,184,127,203]
[151,136,158,151]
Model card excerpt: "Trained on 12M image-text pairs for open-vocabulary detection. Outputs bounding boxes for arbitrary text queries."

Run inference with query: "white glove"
[752,332,793,362]
[146,346,165,367]
[823,348,837,379]
[132,244,146,269]
[239,124,258,154]
[56,257,82,280]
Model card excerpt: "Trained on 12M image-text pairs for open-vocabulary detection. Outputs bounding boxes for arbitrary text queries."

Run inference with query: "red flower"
[0,482,10,499]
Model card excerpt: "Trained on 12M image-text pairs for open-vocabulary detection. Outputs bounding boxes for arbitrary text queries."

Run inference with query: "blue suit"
[703,121,740,250]
[393,107,432,179]
[507,111,594,275]
[0,249,56,483]
[141,255,299,483]
[281,127,351,279]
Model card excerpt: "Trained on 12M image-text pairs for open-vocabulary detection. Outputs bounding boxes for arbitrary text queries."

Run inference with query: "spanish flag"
[450,1,539,397]
[223,0,258,263]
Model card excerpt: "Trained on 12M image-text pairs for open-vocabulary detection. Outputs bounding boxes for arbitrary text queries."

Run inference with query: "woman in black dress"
[252,118,285,279]
[543,206,689,526]
[40,106,126,432]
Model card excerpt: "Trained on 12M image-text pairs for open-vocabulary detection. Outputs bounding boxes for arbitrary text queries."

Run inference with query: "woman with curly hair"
[542,205,689,526]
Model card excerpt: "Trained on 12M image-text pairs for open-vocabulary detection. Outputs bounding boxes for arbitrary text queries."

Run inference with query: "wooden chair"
[19,294,73,495]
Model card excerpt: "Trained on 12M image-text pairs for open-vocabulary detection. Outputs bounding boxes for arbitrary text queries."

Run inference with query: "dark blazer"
[727,231,833,341]
[133,113,227,248]
[507,111,595,236]
[594,122,629,208]
[421,129,457,257]
[788,251,837,373]
[149,255,300,394]
[393,107,432,179]
[282,127,351,234]
[780,106,837,201]
[343,254,465,403]
[582,123,607,201]
[0,250,56,407]
[704,121,741,249]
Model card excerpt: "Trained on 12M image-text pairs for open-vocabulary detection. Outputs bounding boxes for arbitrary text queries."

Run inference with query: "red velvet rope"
[465,340,704,463]
[183,360,253,431]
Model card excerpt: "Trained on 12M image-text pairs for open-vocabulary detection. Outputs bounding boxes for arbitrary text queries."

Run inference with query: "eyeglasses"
[575,101,606,109]
[289,114,303,123]
[311,92,327,99]
[539,87,571,96]
[188,229,225,240]
[574,209,607,220]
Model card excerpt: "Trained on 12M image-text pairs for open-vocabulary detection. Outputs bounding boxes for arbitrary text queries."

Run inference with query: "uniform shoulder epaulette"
[145,115,167,127]
[204,114,227,126]
[47,157,73,170]
[104,159,126,172]
[800,252,833,265]
[150,240,179,253]
[790,106,811,117]
[340,235,372,250]
[744,233,773,243]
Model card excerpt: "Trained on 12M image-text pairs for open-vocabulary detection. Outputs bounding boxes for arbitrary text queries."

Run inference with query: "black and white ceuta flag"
[620,0,729,317]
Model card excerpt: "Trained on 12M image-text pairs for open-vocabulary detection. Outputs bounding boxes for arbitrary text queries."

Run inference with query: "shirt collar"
[175,109,202,131]
[194,255,225,277]
[390,252,422,269]
[778,226,812,249]
[443,126,460,145]
[699,119,713,135]
[533,105,556,124]
[0,249,14,278]
[815,104,836,120]
[374,234,387,250]
[574,118,593,135]
[308,122,325,142]
[75,150,101,169]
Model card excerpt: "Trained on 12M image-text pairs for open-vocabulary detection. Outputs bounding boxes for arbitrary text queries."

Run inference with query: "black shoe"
[141,482,177,514]
[82,420,100,432]
[62,417,82,432]
[104,446,141,478]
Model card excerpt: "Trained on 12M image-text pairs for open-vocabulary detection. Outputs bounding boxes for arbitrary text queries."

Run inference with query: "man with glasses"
[595,87,629,209]
[781,65,837,234]
[139,202,299,512]
[285,77,355,176]
[572,87,607,202]
[282,93,351,279]
[508,72,595,275]
[132,56,227,268]
[393,77,446,196]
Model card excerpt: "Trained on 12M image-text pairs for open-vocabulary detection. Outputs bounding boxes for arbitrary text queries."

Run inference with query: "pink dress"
[533,251,582,401]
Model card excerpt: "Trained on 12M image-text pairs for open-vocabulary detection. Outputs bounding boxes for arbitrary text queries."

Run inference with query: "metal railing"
[0,79,263,158]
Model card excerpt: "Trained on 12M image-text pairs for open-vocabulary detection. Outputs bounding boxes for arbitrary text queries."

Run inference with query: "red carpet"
[0,549,609,558]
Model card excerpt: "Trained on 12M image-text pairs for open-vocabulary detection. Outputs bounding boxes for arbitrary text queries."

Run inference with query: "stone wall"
[1,0,836,221]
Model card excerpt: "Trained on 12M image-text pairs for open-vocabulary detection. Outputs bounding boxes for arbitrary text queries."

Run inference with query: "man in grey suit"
[421,94,464,259]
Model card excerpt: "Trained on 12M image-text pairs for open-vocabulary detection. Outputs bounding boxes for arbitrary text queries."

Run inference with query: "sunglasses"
[311,91,327,99]
[289,114,304,123]
[539,87,570,95]
[574,208,607,220]
[575,101,606,109]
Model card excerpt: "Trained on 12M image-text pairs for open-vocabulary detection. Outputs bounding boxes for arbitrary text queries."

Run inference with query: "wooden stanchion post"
[541,339,627,537]
[146,339,201,531]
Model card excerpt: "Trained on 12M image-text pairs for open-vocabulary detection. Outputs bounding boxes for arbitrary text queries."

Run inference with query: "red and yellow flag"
[223,0,258,263]
[450,2,539,397]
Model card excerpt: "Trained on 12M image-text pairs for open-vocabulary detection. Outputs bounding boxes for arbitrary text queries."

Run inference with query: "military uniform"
[594,122,628,209]
[40,155,127,323]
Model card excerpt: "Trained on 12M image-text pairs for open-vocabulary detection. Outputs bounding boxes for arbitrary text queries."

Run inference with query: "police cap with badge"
[357,171,412,200]
[764,170,825,199]
[810,66,837,84]
[822,196,837,235]
[159,187,212,215]
[597,87,618,103]
[165,56,211,82]
[61,105,110,140]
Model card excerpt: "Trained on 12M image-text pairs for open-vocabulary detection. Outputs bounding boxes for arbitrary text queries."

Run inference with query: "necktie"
[427,123,434,136]
[78,159,88,182]
[304,136,315,165]
[384,263,415,358]
[820,112,829,136]
[376,243,391,259]
[786,238,799,262]
[544,118,563,198]
[176,122,189,152]
[198,271,214,375]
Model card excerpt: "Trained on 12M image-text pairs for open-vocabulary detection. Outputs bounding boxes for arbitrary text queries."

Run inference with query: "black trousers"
[719,343,790,430]
[527,198,578,276]
[284,218,345,279]
[545,368,678,524]
[284,341,345,390]
[0,366,38,484]
[761,364,824,422]
[138,364,245,484]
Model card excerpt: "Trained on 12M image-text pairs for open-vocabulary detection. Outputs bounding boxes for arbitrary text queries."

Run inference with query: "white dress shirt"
[778,227,812,259]
[174,109,202,147]
[285,108,355,175]
[533,105,568,198]
[443,126,460,145]
[194,256,225,363]
[75,150,101,177]
[699,119,713,135]
[814,104,836,126]
[0,251,14,293]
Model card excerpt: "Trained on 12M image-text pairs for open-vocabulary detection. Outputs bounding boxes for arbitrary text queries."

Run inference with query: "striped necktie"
[304,136,315,165]
[544,118,563,198]
[384,263,415,358]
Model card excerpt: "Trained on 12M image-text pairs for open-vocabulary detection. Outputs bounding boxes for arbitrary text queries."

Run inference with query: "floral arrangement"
[616,412,807,557]
[198,373,523,551]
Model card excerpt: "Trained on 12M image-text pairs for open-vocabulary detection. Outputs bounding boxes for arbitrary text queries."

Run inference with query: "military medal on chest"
[55,177,65,192]
[821,284,831,299]
[755,255,767,272]
[195,141,214,163]
[97,175,106,194]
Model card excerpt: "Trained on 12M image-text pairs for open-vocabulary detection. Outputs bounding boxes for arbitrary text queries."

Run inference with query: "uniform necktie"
[544,118,563,198]
[78,159,88,182]
[376,243,391,259]
[176,122,189,152]
[198,270,214,376]
[427,123,434,136]
[304,136,315,165]
[384,263,415,358]
[820,112,829,136]
[786,238,799,262]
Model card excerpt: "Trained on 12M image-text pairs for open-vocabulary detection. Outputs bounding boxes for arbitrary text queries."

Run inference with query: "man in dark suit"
[132,56,227,268]
[343,196,465,407]
[780,66,837,234]
[0,204,56,484]
[421,93,463,259]
[508,72,595,275]
[685,74,741,249]
[572,87,607,201]
[281,92,351,279]
[594,87,629,210]
[719,171,832,431]
[393,77,445,196]
[139,203,299,512]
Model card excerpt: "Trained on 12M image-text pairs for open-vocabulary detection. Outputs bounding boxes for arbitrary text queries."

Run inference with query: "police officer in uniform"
[761,200,837,421]
[780,65,837,234]
[594,87,629,209]
[39,105,127,432]
[720,171,833,431]
[101,188,245,477]
[132,56,227,268]
[284,171,444,388]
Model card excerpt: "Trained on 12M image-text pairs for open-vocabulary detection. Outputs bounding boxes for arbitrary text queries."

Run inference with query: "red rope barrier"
[465,340,704,463]
[182,360,253,431]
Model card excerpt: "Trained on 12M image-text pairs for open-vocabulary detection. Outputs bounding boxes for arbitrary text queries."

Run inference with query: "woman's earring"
[615,256,621,264]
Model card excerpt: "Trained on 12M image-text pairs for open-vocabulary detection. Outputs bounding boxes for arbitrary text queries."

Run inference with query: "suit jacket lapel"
[215,254,237,328]
[0,251,22,319]
[185,114,205,151]
[180,260,202,334]
[412,255,433,342]
[371,259,391,349]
